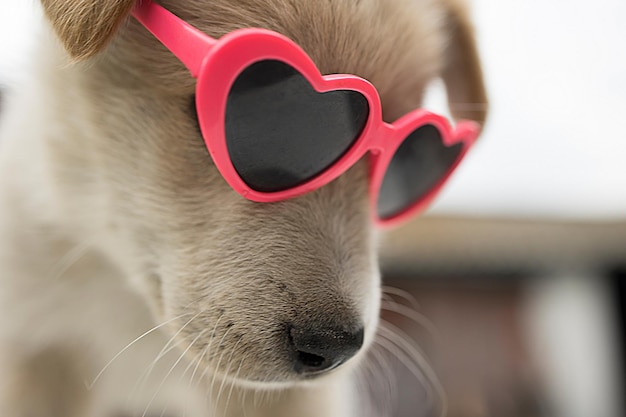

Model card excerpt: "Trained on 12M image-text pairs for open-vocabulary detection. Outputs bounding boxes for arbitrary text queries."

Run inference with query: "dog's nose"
[288,324,364,375]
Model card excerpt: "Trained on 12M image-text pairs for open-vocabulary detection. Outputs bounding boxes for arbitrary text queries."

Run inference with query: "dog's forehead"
[165,0,446,117]
[164,0,445,78]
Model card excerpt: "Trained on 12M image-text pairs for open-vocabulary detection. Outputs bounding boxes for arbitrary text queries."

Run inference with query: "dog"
[0,0,487,416]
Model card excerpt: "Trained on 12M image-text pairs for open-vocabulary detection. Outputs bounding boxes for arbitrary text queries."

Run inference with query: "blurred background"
[1,0,625,416]
[374,0,626,416]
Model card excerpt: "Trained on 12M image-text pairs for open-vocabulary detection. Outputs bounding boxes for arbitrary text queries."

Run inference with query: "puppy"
[0,0,487,416]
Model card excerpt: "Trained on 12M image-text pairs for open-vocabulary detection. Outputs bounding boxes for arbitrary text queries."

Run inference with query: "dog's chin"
[217,365,359,392]
[207,344,368,392]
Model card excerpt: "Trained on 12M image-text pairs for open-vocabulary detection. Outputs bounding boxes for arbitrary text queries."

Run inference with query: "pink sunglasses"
[133,0,480,228]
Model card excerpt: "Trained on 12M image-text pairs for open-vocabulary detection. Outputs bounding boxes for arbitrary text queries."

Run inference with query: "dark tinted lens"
[377,124,463,220]
[225,60,369,192]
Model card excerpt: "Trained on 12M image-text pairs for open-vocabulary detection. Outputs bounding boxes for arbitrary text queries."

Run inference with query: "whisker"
[129,311,204,406]
[160,329,210,417]
[207,326,235,414]
[190,314,225,396]
[253,382,261,410]
[224,352,248,415]
[215,337,243,407]
[158,402,171,417]
[380,300,440,340]
[241,384,250,417]
[375,336,433,403]
[182,333,215,417]
[140,322,206,417]
[127,338,185,409]
[176,328,210,384]
[382,285,421,310]
[368,343,397,417]
[378,321,432,378]
[355,353,378,417]
[352,365,366,415]
[87,312,190,389]
[188,341,210,389]
[377,323,447,417]
[50,239,92,281]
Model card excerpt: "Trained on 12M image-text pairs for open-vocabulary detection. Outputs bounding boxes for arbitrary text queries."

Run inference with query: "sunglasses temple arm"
[132,0,217,78]
[455,120,481,146]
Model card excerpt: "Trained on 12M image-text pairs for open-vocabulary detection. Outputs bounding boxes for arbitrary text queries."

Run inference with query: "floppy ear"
[41,0,136,60]
[440,0,488,126]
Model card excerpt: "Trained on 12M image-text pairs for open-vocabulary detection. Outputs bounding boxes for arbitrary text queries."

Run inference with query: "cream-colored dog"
[0,0,486,416]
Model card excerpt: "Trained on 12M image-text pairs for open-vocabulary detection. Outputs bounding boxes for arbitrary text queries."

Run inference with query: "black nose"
[288,324,364,375]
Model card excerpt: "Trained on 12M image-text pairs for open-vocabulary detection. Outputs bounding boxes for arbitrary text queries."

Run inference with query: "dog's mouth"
[174,317,367,389]
[161,266,378,388]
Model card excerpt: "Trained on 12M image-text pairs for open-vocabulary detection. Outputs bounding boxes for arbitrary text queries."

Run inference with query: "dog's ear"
[41,0,136,60]
[440,0,488,126]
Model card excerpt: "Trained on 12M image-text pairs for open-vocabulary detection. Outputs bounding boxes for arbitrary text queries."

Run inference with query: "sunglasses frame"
[133,0,480,228]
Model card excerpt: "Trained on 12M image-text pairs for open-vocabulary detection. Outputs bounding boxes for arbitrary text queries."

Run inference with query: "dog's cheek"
[159,270,290,381]
[142,152,375,382]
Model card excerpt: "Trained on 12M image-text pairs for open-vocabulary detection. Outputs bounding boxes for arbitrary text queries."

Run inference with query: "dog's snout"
[288,324,364,375]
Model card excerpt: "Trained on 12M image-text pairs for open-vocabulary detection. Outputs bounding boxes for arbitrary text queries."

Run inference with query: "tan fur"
[41,0,136,59]
[0,0,487,416]
[440,0,489,125]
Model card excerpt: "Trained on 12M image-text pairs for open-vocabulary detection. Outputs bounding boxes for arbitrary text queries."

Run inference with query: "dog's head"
[41,0,486,387]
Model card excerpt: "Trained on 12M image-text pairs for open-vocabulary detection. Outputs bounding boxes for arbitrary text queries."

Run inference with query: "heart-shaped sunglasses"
[133,0,480,227]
